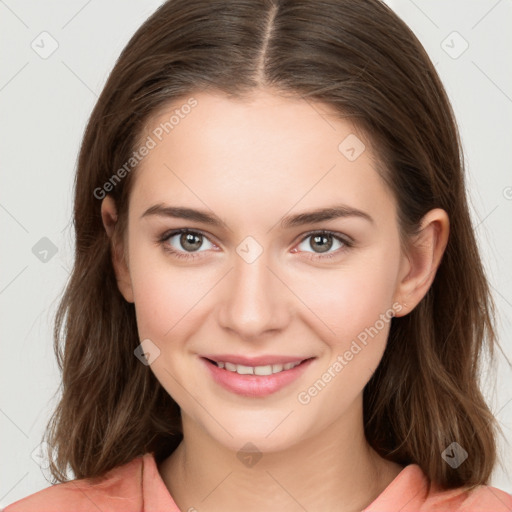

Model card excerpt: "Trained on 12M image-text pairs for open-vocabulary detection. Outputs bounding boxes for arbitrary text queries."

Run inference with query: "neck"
[158,399,403,512]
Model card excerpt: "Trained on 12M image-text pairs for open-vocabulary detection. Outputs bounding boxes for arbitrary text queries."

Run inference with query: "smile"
[208,359,302,375]
[201,356,315,397]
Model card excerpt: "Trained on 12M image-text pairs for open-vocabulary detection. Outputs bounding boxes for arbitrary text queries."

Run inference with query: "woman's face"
[108,89,411,453]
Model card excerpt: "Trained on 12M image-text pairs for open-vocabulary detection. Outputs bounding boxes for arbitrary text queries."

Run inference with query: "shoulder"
[2,454,148,512]
[426,485,512,512]
[424,483,512,512]
[365,464,512,512]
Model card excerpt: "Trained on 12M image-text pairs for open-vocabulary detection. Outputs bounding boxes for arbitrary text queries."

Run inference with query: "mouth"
[200,355,315,397]
[203,357,308,375]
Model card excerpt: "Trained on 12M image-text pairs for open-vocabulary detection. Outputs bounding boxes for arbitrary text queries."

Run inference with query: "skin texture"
[101,89,449,512]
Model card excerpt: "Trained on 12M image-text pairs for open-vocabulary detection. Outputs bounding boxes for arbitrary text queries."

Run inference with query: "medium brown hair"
[44,0,500,489]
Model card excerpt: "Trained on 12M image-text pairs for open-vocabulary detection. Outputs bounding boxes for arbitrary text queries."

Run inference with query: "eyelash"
[158,228,353,262]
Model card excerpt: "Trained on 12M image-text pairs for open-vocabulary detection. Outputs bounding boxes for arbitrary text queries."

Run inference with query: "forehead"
[129,89,394,225]
[142,89,365,160]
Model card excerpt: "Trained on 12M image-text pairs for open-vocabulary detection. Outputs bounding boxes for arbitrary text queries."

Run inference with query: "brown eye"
[309,233,334,253]
[160,229,215,256]
[179,232,203,252]
[295,230,352,259]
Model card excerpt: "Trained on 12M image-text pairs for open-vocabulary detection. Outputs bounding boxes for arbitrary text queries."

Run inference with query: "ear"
[393,208,449,317]
[101,195,134,303]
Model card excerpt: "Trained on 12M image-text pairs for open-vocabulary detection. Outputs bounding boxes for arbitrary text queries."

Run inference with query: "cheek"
[292,257,400,415]
[288,247,401,348]
[127,242,195,340]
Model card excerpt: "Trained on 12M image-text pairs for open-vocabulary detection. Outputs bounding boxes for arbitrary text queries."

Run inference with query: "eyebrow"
[140,203,374,229]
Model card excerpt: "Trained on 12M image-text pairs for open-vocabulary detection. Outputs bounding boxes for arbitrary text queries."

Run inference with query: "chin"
[221,431,301,456]
[197,411,311,455]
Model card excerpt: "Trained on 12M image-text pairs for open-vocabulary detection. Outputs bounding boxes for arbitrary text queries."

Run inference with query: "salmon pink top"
[3,452,512,511]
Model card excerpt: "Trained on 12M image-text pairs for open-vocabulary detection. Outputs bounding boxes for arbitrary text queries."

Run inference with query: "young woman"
[5,0,511,511]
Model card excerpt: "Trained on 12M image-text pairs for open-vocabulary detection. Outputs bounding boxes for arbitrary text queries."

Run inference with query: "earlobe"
[394,208,449,316]
[100,195,135,303]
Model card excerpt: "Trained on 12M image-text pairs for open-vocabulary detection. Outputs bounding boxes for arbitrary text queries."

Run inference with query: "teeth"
[217,360,302,375]
[236,364,254,375]
[225,362,237,372]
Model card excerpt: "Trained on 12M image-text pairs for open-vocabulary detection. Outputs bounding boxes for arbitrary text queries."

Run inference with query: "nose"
[216,248,291,342]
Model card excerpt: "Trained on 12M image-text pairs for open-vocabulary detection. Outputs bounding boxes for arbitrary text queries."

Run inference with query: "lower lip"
[201,357,314,398]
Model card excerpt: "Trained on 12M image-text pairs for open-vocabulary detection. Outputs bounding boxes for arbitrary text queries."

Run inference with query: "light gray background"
[1,0,511,506]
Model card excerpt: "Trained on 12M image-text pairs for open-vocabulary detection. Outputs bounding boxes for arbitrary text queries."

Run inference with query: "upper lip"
[201,354,314,366]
